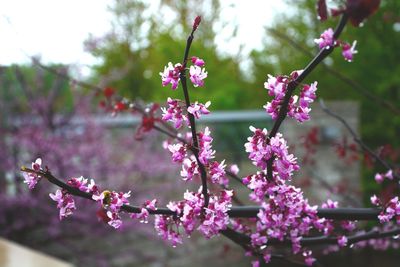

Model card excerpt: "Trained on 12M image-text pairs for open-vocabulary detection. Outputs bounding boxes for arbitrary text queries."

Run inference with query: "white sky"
[0,0,286,68]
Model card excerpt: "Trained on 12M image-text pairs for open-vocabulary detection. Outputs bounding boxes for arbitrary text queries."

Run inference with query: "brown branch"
[21,167,383,221]
[179,24,210,207]
[265,14,349,181]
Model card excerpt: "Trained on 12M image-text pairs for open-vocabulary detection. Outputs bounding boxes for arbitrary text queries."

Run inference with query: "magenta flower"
[160,62,182,90]
[154,215,183,247]
[314,28,335,49]
[161,98,188,129]
[342,41,358,62]
[107,211,122,229]
[263,73,317,123]
[189,65,207,87]
[303,250,316,266]
[370,195,380,206]
[131,199,157,223]
[67,176,89,192]
[187,101,211,119]
[378,197,400,224]
[191,56,205,67]
[131,208,150,223]
[229,164,239,175]
[337,235,348,247]
[92,190,130,229]
[180,157,199,181]
[167,143,187,163]
[199,190,232,238]
[49,189,76,220]
[209,160,227,185]
[22,158,42,189]
[198,127,215,165]
[374,169,393,183]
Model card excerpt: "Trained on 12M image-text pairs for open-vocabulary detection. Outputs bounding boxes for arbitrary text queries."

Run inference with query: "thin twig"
[267,28,400,116]
[319,99,398,180]
[179,25,210,207]
[265,14,349,181]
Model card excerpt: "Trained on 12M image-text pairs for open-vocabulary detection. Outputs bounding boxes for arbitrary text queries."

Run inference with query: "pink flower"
[160,62,182,90]
[107,211,122,229]
[198,127,215,165]
[92,190,130,229]
[337,235,348,247]
[198,190,232,238]
[321,199,338,209]
[180,157,199,181]
[161,98,188,129]
[370,194,380,206]
[49,189,76,220]
[229,164,239,175]
[342,41,358,62]
[154,215,182,247]
[314,28,335,49]
[209,160,227,185]
[168,143,187,162]
[250,232,267,247]
[303,250,316,266]
[189,65,207,87]
[378,197,400,224]
[187,101,211,119]
[131,208,150,223]
[263,73,317,123]
[67,176,88,192]
[131,199,158,224]
[23,158,42,189]
[191,56,205,67]
[375,170,393,183]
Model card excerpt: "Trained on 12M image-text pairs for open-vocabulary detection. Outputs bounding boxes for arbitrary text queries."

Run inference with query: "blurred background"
[0,0,399,266]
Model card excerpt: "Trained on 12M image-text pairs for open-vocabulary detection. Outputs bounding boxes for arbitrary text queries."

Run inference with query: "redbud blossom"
[187,101,211,119]
[314,28,335,49]
[161,98,188,129]
[189,65,207,87]
[342,41,358,62]
[191,56,205,67]
[22,158,42,189]
[49,189,76,220]
[160,62,182,90]
[337,235,348,247]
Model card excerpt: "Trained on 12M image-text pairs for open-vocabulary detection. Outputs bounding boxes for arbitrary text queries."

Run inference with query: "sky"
[0,0,286,70]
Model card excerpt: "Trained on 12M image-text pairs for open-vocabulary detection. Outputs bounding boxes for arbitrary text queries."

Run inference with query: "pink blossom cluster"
[49,189,76,220]
[160,56,207,90]
[161,98,187,129]
[159,62,182,90]
[92,190,131,229]
[374,169,393,183]
[131,199,157,223]
[314,28,335,49]
[377,196,400,224]
[161,98,211,129]
[244,127,299,180]
[263,72,318,123]
[22,158,42,189]
[155,189,232,244]
[314,28,358,62]
[187,101,211,119]
[67,176,99,194]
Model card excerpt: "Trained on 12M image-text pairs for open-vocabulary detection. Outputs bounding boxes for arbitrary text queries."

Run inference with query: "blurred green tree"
[86,0,266,110]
